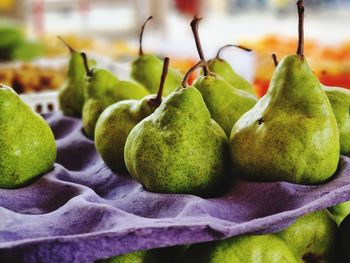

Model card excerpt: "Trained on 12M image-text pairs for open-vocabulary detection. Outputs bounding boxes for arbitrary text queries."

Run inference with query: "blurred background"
[1,0,350,98]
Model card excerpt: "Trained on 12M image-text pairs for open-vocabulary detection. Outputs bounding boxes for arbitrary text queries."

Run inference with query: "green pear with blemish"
[190,17,257,136]
[95,57,170,173]
[229,1,339,184]
[0,85,56,188]
[207,44,255,95]
[124,61,230,196]
[131,16,182,96]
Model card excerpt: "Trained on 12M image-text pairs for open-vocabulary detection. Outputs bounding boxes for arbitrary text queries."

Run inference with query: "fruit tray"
[1,114,350,263]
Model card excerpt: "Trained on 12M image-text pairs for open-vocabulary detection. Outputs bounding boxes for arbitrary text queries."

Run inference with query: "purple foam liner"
[0,113,350,263]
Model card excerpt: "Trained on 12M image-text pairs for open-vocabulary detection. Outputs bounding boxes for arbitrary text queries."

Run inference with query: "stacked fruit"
[1,1,350,262]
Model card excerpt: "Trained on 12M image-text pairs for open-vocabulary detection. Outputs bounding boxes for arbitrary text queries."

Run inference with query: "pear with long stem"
[131,16,182,96]
[229,0,339,184]
[190,17,257,136]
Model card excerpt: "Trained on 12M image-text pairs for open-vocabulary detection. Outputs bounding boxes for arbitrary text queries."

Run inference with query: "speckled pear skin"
[58,51,87,117]
[193,74,257,136]
[97,250,147,263]
[207,58,255,95]
[276,210,338,263]
[82,68,149,139]
[131,55,182,96]
[124,87,230,196]
[323,86,350,156]
[0,86,56,188]
[95,96,158,173]
[230,55,340,184]
[183,234,298,263]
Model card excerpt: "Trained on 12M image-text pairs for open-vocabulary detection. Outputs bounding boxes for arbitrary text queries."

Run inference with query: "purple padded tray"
[0,113,350,263]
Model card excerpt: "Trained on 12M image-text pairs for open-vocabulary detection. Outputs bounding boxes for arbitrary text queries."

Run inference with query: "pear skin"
[230,55,339,184]
[124,86,230,196]
[0,85,56,188]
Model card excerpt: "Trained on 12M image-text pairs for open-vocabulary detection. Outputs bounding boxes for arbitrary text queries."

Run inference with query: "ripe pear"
[323,86,350,156]
[329,201,350,225]
[81,53,149,139]
[95,58,170,173]
[229,1,339,184]
[190,17,257,136]
[58,37,90,117]
[131,16,182,96]
[0,85,56,188]
[124,61,230,196]
[276,210,338,263]
[183,234,298,263]
[207,44,255,95]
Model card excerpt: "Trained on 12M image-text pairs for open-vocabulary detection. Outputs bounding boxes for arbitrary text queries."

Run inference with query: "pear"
[131,16,182,96]
[95,57,170,173]
[81,53,149,139]
[276,210,338,263]
[207,44,255,95]
[272,55,350,156]
[183,234,298,263]
[329,201,350,225]
[124,61,230,196]
[58,37,89,117]
[0,85,56,188]
[323,86,350,156]
[229,1,339,184]
[189,17,257,136]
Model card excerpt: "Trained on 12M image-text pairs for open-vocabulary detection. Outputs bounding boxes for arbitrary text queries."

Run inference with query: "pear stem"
[190,16,209,76]
[272,53,279,67]
[57,36,75,53]
[216,44,252,59]
[81,52,92,77]
[296,0,304,56]
[154,57,169,106]
[181,60,207,88]
[139,16,153,56]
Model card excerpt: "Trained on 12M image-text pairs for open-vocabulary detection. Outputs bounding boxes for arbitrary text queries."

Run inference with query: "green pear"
[124,61,230,196]
[190,17,257,136]
[81,53,149,139]
[229,2,339,184]
[183,234,298,263]
[276,210,338,263]
[0,85,56,188]
[207,44,255,95]
[323,86,350,156]
[131,16,182,96]
[95,57,170,173]
[329,201,350,225]
[339,213,350,262]
[58,37,89,117]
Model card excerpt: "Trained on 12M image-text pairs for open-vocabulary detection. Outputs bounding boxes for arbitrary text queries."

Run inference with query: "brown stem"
[272,53,278,67]
[296,0,304,56]
[216,44,252,59]
[149,57,169,107]
[181,60,207,88]
[190,16,209,76]
[139,16,153,56]
[81,52,92,77]
[57,36,75,53]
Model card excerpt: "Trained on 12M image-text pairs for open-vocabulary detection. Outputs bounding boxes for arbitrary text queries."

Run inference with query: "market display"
[1,0,350,262]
